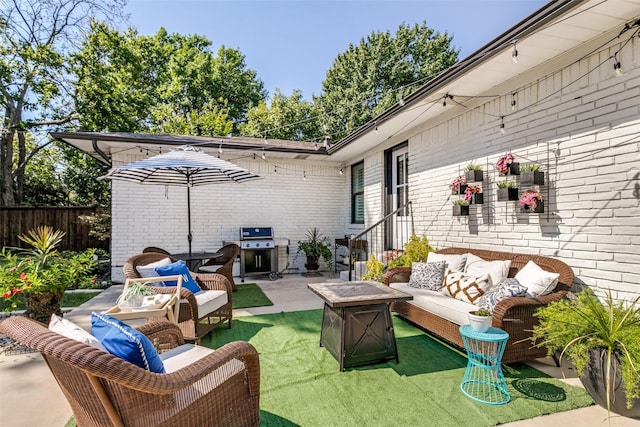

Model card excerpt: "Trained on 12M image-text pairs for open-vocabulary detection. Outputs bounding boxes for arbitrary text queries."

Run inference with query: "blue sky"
[124,0,548,100]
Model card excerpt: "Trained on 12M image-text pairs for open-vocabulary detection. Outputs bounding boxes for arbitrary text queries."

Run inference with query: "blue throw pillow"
[155,260,202,294]
[91,313,165,373]
[476,278,527,312]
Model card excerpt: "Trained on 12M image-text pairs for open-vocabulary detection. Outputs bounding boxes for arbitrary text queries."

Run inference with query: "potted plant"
[496,181,519,201]
[452,199,470,216]
[464,185,483,205]
[520,163,545,185]
[117,280,155,309]
[386,234,434,268]
[297,228,333,274]
[468,309,492,332]
[465,164,483,182]
[0,226,97,323]
[450,175,467,195]
[519,189,544,213]
[496,152,519,175]
[531,289,640,418]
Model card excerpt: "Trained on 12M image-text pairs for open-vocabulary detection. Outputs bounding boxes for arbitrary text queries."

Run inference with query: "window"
[351,162,364,224]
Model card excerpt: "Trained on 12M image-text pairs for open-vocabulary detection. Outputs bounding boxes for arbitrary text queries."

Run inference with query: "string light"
[252,153,256,160]
[263,135,268,144]
[339,167,344,176]
[511,93,517,111]
[303,171,306,180]
[218,145,223,154]
[261,151,266,160]
[274,166,278,174]
[398,97,405,106]
[613,53,622,76]
[442,94,448,108]
[323,136,330,148]
[374,126,378,134]
[511,41,518,64]
[499,116,505,135]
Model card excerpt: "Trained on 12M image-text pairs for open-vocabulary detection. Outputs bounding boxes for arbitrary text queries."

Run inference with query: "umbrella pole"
[187,185,192,257]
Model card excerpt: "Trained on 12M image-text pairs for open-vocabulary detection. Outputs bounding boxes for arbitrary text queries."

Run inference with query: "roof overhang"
[50,132,330,166]
[327,0,640,163]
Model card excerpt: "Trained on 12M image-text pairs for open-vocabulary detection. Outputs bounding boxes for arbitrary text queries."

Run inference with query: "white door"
[391,146,409,250]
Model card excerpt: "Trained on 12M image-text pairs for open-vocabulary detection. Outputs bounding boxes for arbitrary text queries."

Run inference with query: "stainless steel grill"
[239,227,278,281]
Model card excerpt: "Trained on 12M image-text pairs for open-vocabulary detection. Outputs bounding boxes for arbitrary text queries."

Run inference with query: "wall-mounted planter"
[465,170,483,182]
[453,205,470,216]
[469,193,484,205]
[520,171,545,186]
[500,162,520,176]
[497,188,519,201]
[520,201,544,214]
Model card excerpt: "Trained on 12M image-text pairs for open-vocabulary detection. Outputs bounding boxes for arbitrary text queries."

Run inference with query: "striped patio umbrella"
[102,145,262,255]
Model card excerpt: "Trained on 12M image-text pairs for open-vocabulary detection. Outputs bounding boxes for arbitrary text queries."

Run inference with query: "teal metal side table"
[459,324,510,405]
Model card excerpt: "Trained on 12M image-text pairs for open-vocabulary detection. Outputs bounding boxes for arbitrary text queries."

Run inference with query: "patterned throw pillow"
[441,270,492,304]
[476,278,527,312]
[408,261,446,290]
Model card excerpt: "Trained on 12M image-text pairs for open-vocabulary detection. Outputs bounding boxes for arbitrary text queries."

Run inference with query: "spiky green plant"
[532,289,640,412]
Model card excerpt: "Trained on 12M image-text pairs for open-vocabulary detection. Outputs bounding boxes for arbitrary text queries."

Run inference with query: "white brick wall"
[111,157,347,282]
[359,36,640,299]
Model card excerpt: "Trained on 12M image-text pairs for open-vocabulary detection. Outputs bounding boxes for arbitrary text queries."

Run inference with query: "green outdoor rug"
[203,309,594,427]
[232,283,274,309]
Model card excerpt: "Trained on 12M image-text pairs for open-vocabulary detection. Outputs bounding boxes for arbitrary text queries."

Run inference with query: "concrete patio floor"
[1,274,638,426]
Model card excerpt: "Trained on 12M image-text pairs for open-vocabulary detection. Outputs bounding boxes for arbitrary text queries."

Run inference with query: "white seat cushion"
[390,282,477,325]
[160,343,216,373]
[192,289,228,316]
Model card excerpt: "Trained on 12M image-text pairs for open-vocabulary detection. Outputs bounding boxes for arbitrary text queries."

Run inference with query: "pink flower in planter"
[450,175,467,193]
[464,185,482,201]
[519,189,543,210]
[496,152,515,174]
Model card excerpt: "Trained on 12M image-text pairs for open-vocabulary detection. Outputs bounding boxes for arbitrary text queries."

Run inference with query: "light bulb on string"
[399,97,405,106]
[511,41,518,64]
[274,166,277,174]
[499,116,506,135]
[339,167,344,176]
[218,145,223,154]
[261,152,266,160]
[511,93,517,111]
[303,171,307,181]
[613,53,622,76]
[374,126,379,135]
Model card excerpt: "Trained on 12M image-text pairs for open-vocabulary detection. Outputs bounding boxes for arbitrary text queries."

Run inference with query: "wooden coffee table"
[307,281,412,371]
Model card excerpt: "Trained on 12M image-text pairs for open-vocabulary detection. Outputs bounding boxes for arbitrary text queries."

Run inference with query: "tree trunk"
[0,129,16,207]
[24,291,64,324]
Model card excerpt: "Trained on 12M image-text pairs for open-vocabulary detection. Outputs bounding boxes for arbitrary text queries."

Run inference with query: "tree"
[73,24,266,136]
[242,89,320,141]
[313,21,459,142]
[0,0,125,206]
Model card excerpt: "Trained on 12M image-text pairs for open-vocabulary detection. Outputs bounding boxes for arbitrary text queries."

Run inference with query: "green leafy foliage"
[386,234,434,268]
[0,226,98,311]
[314,21,458,142]
[532,289,640,410]
[242,89,320,140]
[296,228,333,265]
[363,254,385,282]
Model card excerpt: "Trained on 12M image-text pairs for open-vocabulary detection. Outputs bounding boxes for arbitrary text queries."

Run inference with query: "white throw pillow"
[427,252,467,272]
[49,314,105,351]
[464,253,512,286]
[441,270,492,304]
[514,260,560,297]
[136,257,172,278]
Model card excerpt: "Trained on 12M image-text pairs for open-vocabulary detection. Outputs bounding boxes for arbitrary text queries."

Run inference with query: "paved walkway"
[0,275,638,426]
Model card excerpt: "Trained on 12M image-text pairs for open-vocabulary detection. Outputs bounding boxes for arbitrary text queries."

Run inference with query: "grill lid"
[241,227,274,240]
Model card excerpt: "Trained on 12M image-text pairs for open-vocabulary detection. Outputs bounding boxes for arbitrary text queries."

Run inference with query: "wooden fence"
[0,206,109,252]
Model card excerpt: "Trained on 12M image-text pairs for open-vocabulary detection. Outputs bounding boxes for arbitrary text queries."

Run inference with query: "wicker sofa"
[382,247,574,364]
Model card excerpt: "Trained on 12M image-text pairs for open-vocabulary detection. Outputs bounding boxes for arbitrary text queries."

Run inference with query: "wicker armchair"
[142,246,171,255]
[0,316,260,427]
[123,253,233,343]
[198,243,240,291]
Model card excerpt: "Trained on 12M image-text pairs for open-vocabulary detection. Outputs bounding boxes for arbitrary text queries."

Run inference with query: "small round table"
[459,324,510,405]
